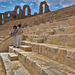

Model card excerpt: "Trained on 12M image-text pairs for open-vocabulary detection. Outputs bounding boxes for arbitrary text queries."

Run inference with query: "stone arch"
[14,6,21,14]
[39,1,50,14]
[5,12,11,19]
[23,5,31,17]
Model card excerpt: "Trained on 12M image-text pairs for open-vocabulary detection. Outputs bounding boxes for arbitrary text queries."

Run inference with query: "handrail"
[0,36,11,45]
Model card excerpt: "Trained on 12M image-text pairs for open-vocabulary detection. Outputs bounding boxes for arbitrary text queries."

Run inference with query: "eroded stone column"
[3,14,6,24]
[23,5,31,17]
[0,13,2,25]
[39,1,50,14]
[14,6,22,19]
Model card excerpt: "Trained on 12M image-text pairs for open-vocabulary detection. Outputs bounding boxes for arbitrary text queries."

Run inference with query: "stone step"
[23,16,75,35]
[23,34,75,47]
[32,38,44,43]
[53,26,75,34]
[21,41,75,69]
[0,61,4,75]
[22,34,38,41]
[9,47,75,75]
[0,53,31,75]
[45,34,75,47]
[20,45,32,51]
[8,53,18,61]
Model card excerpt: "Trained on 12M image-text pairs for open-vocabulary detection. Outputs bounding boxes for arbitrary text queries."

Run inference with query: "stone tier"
[22,34,75,47]
[21,41,75,69]
[0,53,31,75]
[9,47,75,75]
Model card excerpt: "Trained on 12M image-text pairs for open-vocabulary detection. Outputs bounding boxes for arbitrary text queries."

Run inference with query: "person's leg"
[16,35,19,48]
[13,36,16,47]
[19,35,22,47]
[18,35,22,47]
[14,36,17,46]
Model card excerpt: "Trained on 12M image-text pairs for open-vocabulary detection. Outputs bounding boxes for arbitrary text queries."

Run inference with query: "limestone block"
[41,45,48,56]
[8,53,18,61]
[58,48,67,64]
[71,27,75,34]
[48,46,58,61]
[59,20,69,27]
[20,45,32,51]
[32,38,44,43]
[65,50,75,69]
[18,52,41,75]
[47,31,54,35]
[26,42,32,46]
[26,36,32,41]
[46,36,53,44]
[32,43,39,53]
[52,35,59,45]
[69,34,75,47]
[68,16,75,26]
[42,68,64,75]
[58,35,68,46]
[9,47,13,53]
[22,35,28,40]
[39,45,43,54]
[31,26,37,31]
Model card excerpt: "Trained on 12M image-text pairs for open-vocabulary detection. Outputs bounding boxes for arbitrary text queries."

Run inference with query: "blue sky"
[0,0,75,15]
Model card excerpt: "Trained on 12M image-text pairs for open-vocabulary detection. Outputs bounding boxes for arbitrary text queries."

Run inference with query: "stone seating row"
[22,34,75,47]
[21,40,75,69]
[8,46,75,75]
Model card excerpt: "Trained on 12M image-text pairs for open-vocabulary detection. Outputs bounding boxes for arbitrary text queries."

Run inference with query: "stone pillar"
[14,6,22,19]
[0,13,2,25]
[23,5,31,17]
[39,1,50,14]
[3,13,7,24]
[28,8,31,16]
[39,6,43,14]
[45,5,50,13]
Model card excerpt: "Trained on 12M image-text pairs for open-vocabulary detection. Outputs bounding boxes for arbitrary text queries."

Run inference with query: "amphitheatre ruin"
[0,1,75,75]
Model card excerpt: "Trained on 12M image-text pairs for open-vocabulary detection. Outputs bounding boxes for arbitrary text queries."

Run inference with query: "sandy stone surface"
[1,53,31,75]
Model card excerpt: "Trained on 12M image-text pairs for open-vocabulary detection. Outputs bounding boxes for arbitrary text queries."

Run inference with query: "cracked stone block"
[20,45,32,51]
[8,53,18,61]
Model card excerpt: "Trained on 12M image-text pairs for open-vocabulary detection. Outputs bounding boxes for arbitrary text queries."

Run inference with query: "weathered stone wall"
[0,1,75,26]
[39,1,50,14]
[0,36,13,52]
[0,13,2,25]
[0,1,50,25]
[0,4,74,30]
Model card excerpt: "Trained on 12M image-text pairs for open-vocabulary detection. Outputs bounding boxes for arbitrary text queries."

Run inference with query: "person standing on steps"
[10,25,17,48]
[16,24,23,48]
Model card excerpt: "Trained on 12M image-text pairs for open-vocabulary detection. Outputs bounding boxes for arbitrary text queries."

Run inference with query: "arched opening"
[2,15,4,24]
[17,8,19,14]
[39,1,50,14]
[23,5,31,17]
[25,7,28,16]
[42,4,45,14]
[8,13,10,18]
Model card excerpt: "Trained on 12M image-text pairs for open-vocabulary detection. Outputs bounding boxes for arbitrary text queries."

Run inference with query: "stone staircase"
[0,16,75,75]
[0,34,75,75]
[8,44,75,75]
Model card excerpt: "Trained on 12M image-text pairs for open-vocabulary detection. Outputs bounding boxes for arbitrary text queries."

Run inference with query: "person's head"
[18,24,21,28]
[13,25,17,29]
